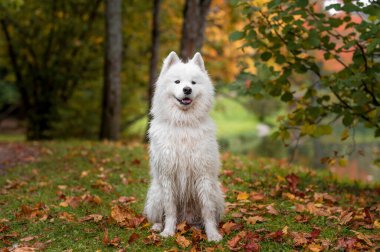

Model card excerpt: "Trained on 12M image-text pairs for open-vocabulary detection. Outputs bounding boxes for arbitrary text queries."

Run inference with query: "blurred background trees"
[100,0,122,140]
[0,0,379,182]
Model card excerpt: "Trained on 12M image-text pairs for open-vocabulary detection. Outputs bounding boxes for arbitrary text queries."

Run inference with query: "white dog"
[144,51,224,241]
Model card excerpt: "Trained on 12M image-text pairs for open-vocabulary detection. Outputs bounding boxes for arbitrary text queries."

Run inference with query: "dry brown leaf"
[339,211,353,225]
[307,243,323,252]
[249,192,265,201]
[292,232,309,246]
[78,214,103,223]
[128,232,140,244]
[176,235,191,248]
[102,228,109,245]
[14,247,37,252]
[176,221,188,235]
[227,231,246,250]
[58,212,75,222]
[20,236,38,242]
[117,196,136,204]
[294,214,311,223]
[245,216,265,225]
[110,204,134,225]
[221,221,243,235]
[191,227,206,243]
[282,192,296,200]
[143,232,161,245]
[352,230,373,247]
[295,204,306,213]
[109,237,121,247]
[266,204,279,215]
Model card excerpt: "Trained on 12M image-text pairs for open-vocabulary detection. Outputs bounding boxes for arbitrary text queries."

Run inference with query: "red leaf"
[102,228,109,245]
[228,231,246,250]
[310,227,321,241]
[244,231,261,252]
[265,230,283,242]
[128,232,140,244]
[285,173,299,193]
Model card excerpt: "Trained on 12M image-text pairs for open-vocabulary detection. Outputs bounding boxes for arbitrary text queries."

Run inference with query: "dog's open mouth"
[176,97,193,105]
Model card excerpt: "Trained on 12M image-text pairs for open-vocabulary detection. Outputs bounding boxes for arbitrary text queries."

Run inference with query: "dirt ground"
[0,143,40,170]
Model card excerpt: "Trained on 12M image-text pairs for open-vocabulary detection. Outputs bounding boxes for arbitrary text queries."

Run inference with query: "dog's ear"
[191,52,205,72]
[161,51,180,74]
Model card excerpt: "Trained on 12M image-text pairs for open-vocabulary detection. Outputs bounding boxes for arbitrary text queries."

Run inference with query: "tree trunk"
[180,0,211,59]
[100,0,122,140]
[144,0,162,143]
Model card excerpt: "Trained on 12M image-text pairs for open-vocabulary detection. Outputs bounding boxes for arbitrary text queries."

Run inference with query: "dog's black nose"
[183,87,192,95]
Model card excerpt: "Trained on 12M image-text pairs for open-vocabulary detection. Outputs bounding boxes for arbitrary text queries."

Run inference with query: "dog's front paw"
[207,231,223,242]
[151,223,163,232]
[160,229,175,237]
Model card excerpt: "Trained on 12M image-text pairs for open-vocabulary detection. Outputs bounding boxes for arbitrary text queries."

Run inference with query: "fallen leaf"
[176,235,191,248]
[58,212,75,222]
[245,216,265,225]
[266,204,279,215]
[14,247,37,252]
[222,221,243,235]
[285,173,299,193]
[237,192,249,201]
[227,231,246,250]
[374,220,380,228]
[223,170,234,177]
[294,214,311,223]
[111,204,132,223]
[307,243,323,252]
[265,230,283,242]
[339,211,353,225]
[282,226,288,235]
[60,196,82,208]
[249,192,265,201]
[291,232,308,246]
[117,196,136,204]
[191,227,206,243]
[143,232,161,245]
[244,231,261,252]
[176,221,189,235]
[20,236,38,242]
[336,237,358,250]
[79,214,103,223]
[102,228,109,245]
[295,204,306,213]
[282,192,296,200]
[109,237,121,247]
[128,232,140,244]
[310,227,321,241]
[352,230,373,247]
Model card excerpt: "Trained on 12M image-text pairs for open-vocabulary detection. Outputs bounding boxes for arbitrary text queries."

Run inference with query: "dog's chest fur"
[149,119,219,223]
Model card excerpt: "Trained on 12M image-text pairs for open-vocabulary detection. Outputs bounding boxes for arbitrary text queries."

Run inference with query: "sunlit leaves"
[233,0,380,154]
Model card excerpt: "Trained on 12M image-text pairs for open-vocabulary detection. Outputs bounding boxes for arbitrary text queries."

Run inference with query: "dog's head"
[152,52,214,125]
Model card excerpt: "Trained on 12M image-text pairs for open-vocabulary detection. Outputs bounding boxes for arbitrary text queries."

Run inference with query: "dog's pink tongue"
[182,98,192,104]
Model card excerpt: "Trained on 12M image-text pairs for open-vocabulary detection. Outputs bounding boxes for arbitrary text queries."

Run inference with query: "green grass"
[0,141,379,251]
[0,134,25,142]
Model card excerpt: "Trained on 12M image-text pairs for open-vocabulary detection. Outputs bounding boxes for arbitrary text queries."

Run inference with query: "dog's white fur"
[144,51,224,241]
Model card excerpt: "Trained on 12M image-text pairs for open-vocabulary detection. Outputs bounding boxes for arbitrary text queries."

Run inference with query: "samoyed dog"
[144,52,224,241]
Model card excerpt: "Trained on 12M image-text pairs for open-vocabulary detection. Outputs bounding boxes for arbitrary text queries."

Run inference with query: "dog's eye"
[191,81,196,85]
[174,80,180,84]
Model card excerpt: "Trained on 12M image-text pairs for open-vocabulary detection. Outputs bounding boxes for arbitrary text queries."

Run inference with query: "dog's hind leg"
[196,177,224,242]
[144,178,164,229]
